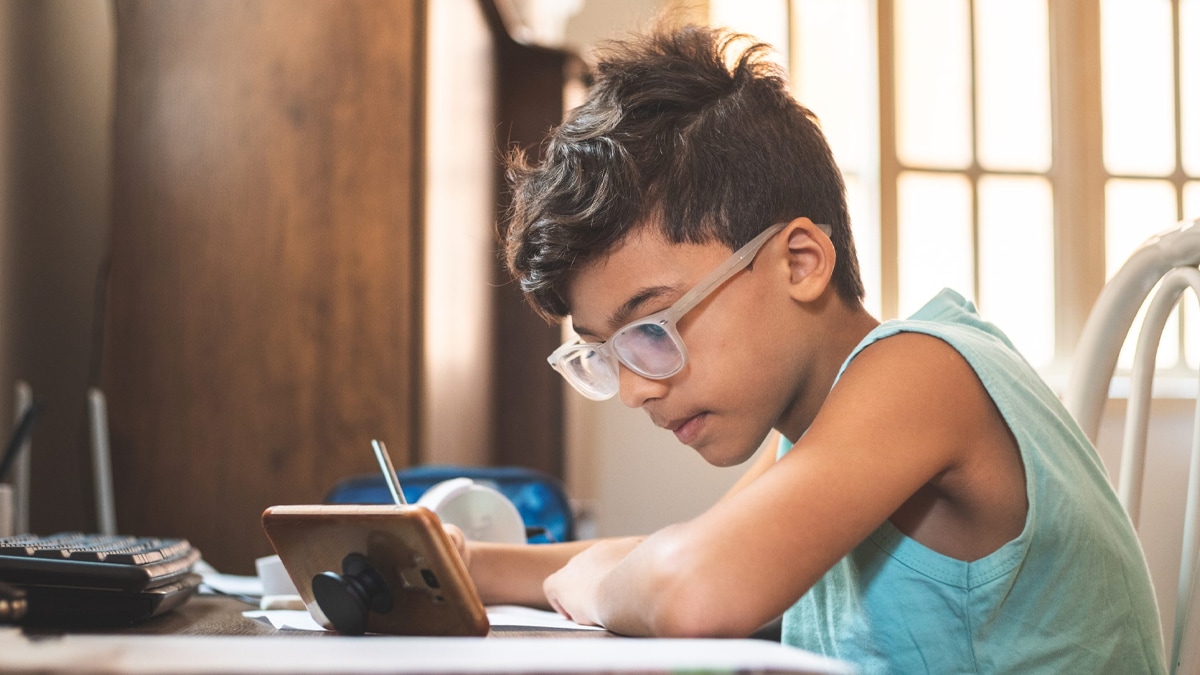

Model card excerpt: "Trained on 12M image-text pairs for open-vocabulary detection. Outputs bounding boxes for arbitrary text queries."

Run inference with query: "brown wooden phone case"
[261,504,489,636]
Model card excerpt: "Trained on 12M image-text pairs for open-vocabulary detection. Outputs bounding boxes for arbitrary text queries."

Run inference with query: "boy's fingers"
[443,524,468,561]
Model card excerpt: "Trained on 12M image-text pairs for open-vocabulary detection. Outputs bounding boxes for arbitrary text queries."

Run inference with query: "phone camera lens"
[420,569,440,588]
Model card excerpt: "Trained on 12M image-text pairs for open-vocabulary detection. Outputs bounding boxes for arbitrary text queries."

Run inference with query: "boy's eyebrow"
[573,285,677,339]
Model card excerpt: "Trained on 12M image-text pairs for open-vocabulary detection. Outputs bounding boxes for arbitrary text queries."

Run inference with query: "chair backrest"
[1063,218,1200,675]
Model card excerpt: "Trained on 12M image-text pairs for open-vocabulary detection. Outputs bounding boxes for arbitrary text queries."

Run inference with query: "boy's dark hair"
[502,24,864,321]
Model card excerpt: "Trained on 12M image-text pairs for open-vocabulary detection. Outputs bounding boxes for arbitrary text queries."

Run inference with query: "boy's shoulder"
[795,318,1028,561]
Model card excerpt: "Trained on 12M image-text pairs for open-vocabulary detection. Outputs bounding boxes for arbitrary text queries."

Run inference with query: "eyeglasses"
[548,221,793,400]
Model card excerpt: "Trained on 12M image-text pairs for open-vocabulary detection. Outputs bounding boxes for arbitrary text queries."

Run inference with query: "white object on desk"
[417,477,526,544]
[254,554,298,597]
[253,554,304,610]
[0,629,854,674]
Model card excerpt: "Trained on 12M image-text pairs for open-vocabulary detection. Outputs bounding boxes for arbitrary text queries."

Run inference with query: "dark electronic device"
[0,532,201,625]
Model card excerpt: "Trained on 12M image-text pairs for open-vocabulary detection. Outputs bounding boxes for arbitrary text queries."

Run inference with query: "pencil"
[371,439,407,505]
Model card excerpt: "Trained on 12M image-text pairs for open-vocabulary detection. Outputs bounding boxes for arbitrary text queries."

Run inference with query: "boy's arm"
[461,538,598,608]
[454,435,775,610]
[543,333,997,636]
[447,527,641,609]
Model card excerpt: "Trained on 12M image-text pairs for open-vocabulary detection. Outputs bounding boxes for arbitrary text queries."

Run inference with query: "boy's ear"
[781,217,835,303]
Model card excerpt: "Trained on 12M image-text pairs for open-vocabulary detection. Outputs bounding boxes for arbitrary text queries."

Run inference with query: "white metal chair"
[1063,217,1200,675]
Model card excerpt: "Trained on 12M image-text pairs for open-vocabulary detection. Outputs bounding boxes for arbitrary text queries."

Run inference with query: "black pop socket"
[311,553,393,635]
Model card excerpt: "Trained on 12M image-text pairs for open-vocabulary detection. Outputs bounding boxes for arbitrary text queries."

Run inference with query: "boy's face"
[564,224,818,467]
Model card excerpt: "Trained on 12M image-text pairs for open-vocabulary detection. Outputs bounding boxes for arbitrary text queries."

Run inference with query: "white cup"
[417,478,526,544]
[256,553,306,610]
[256,554,300,596]
[0,484,12,538]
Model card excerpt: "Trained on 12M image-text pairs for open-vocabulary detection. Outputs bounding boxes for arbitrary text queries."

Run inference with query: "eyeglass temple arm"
[665,221,801,319]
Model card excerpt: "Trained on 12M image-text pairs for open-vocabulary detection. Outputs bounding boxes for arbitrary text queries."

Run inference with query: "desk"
[27,595,610,639]
[61,595,308,637]
[4,595,853,674]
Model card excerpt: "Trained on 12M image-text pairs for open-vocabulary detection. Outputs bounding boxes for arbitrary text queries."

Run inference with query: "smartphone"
[261,504,489,637]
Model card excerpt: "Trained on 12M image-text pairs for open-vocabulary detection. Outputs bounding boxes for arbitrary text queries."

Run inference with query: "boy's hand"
[542,536,642,627]
[443,523,471,568]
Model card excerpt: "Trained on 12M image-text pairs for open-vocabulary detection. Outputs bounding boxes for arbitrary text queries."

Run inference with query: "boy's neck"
[777,299,880,443]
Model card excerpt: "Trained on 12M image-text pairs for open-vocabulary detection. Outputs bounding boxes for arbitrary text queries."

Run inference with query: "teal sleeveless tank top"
[778,289,1165,674]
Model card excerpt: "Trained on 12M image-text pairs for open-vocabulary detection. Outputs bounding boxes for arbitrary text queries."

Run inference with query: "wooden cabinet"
[105,1,426,573]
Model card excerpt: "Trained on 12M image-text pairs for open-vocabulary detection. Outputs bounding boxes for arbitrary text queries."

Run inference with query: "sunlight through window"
[975,0,1052,172]
[791,0,1195,378]
[791,0,879,315]
[894,0,971,168]
[1101,0,1176,176]
[1184,0,1199,176]
[1106,179,1181,369]
[978,176,1055,367]
[897,172,974,317]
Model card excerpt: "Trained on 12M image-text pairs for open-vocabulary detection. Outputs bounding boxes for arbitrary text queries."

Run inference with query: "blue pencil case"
[324,465,575,544]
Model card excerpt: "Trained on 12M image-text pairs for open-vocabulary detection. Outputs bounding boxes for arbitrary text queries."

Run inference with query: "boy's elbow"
[648,582,761,638]
[635,539,763,638]
[650,598,750,638]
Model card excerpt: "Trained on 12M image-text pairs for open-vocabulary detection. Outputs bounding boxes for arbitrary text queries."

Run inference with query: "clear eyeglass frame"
[548,221,820,401]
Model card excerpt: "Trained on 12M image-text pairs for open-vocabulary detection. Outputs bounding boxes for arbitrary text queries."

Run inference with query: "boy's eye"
[613,320,682,374]
[624,322,668,344]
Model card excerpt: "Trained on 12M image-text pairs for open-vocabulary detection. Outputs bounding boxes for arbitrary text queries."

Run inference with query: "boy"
[455,24,1166,674]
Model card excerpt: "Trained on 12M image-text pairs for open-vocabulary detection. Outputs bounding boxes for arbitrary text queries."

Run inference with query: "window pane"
[895,0,972,168]
[975,0,1052,172]
[1101,0,1176,176]
[1185,0,1200,175]
[1187,181,1200,222]
[978,176,1055,367]
[1106,179,1180,275]
[792,0,873,173]
[1106,178,1180,368]
[710,0,790,63]
[846,175,881,317]
[897,172,974,317]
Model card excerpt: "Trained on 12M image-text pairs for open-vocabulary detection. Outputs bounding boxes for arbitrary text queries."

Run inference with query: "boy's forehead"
[564,228,734,336]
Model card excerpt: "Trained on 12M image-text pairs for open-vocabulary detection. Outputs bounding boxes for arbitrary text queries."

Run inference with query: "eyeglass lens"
[561,348,618,398]
[611,321,684,376]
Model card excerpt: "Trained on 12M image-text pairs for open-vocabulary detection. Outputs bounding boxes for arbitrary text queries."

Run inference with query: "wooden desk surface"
[25,593,613,639]
[63,595,304,637]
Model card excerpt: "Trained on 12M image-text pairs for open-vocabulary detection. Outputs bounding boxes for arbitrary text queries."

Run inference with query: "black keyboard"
[0,532,202,625]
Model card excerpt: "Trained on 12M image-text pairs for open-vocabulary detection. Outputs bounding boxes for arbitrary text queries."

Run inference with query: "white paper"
[485,605,605,631]
[243,609,323,631]
[242,605,604,632]
[195,562,264,598]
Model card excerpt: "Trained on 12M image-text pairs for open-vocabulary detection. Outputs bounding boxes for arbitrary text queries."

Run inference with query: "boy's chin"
[691,439,757,468]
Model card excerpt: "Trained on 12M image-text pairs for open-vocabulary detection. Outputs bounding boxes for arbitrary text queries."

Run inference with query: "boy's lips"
[664,412,708,445]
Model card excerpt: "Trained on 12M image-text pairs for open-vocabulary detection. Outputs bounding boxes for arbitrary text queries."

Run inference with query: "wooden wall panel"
[105,0,424,573]
[481,1,569,478]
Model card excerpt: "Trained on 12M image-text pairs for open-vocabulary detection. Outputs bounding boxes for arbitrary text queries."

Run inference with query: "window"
[789,0,1198,378]
[1102,0,1200,371]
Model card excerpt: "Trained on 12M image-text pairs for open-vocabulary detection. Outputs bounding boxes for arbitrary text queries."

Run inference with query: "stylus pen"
[371,439,408,505]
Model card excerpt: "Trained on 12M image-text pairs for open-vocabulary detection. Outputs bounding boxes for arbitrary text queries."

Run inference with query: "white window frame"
[788,0,1197,389]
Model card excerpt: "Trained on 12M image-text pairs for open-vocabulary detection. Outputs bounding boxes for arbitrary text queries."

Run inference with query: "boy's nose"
[617,364,669,408]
